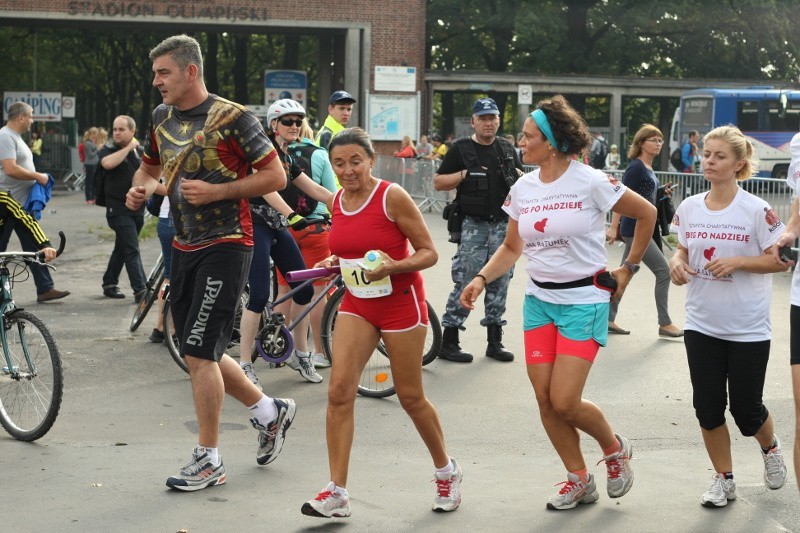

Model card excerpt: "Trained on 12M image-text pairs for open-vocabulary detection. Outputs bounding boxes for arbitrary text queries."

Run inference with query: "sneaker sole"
[701,496,735,508]
[301,502,351,518]
[257,401,297,465]
[432,499,461,512]
[546,489,600,510]
[166,473,227,492]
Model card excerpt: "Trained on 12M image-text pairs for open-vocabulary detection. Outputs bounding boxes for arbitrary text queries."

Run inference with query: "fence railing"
[374,156,795,226]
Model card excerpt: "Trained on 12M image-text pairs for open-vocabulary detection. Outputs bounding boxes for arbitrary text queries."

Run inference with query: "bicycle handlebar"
[0,230,66,264]
[284,265,341,282]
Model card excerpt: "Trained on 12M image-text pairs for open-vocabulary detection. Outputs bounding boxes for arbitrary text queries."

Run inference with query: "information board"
[367,94,419,141]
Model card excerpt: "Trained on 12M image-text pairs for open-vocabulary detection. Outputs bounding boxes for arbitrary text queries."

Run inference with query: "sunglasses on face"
[279,118,303,127]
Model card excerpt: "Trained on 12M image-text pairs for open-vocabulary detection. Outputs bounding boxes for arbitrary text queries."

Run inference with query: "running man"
[126,34,296,491]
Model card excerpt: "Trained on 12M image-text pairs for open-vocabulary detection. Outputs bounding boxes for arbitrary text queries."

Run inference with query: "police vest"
[455,137,517,221]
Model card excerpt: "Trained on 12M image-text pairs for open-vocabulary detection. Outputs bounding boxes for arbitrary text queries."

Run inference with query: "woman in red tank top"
[301,128,463,518]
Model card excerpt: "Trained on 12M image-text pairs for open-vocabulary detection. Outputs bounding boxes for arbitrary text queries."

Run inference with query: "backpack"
[282,145,320,217]
[591,138,608,169]
[669,147,683,171]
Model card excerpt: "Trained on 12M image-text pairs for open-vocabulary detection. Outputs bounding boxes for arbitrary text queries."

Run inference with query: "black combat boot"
[486,324,514,362]
[439,327,473,363]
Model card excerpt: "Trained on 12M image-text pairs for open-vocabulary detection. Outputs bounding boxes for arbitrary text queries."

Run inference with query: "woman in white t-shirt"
[460,95,657,511]
[773,130,800,493]
[669,125,789,508]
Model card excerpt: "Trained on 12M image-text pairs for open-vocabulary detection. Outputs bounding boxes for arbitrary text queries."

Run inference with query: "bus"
[669,87,800,179]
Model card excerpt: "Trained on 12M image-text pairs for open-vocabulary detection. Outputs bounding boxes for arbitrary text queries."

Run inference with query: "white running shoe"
[286,351,323,383]
[602,433,634,498]
[546,473,599,510]
[240,362,262,391]
[301,481,351,518]
[702,473,737,508]
[432,458,462,512]
[762,436,788,489]
[252,398,296,465]
[311,352,331,368]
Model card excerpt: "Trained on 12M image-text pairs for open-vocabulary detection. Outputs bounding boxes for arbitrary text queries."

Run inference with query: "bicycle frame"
[255,273,342,364]
[0,264,26,377]
[266,274,341,331]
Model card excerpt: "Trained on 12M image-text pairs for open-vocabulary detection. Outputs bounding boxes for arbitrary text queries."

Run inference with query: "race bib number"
[339,257,392,298]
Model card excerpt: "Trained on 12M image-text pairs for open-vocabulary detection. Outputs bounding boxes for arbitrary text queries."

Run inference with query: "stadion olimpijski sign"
[65,1,268,22]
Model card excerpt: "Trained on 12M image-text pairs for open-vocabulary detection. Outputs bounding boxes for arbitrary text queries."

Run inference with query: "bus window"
[736,101,759,131]
[682,98,712,131]
[765,101,800,132]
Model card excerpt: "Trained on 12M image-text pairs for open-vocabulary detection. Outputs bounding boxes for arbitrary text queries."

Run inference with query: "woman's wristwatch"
[622,260,640,274]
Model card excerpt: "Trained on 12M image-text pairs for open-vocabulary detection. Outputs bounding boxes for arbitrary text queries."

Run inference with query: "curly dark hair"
[535,95,593,157]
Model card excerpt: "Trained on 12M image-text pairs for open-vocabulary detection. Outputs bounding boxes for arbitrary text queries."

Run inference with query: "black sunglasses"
[279,118,303,127]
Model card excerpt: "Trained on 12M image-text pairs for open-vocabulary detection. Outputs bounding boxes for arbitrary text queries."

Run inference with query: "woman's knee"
[729,403,768,437]
[551,396,582,422]
[291,283,314,305]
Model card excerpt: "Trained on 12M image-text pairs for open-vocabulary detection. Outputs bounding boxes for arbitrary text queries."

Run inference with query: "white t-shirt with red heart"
[503,160,625,304]
[672,188,784,341]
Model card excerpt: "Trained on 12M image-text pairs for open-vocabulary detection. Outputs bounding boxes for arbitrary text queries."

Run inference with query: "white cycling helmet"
[267,99,306,125]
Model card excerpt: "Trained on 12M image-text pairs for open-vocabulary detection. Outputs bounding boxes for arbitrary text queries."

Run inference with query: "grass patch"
[85,216,158,242]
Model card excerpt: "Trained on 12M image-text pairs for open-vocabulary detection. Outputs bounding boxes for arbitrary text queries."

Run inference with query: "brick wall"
[2,1,426,153]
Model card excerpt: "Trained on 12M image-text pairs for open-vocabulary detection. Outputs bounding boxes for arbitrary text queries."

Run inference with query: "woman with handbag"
[605,124,683,337]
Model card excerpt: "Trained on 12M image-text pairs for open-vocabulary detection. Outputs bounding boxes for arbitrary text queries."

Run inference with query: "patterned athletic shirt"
[141,94,277,250]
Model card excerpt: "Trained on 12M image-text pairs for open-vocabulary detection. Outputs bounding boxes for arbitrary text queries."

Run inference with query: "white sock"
[248,394,277,425]
[334,483,348,496]
[240,360,252,368]
[196,445,220,466]
[436,458,454,474]
[296,349,311,359]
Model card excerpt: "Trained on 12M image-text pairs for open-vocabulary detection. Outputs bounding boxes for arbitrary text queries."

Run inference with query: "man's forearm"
[433,170,465,192]
[100,146,134,170]
[4,161,43,182]
[214,157,286,201]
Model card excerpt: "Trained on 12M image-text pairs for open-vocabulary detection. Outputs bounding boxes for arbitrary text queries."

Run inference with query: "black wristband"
[475,273,488,284]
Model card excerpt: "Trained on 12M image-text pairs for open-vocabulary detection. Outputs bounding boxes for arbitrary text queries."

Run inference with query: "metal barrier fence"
[374,156,795,227]
[374,156,450,213]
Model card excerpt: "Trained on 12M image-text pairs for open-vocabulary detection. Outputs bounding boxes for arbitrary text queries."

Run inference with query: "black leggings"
[790,305,800,365]
[684,329,770,436]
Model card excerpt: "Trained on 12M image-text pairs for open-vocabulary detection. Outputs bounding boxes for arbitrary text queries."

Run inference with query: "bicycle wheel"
[164,289,250,375]
[421,302,442,366]
[0,310,63,441]
[163,299,187,374]
[320,287,395,398]
[130,256,164,332]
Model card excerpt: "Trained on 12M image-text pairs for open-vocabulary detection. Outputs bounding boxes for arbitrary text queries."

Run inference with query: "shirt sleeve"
[141,120,160,167]
[591,169,626,212]
[0,133,17,162]
[435,143,463,175]
[674,201,688,248]
[502,181,520,220]
[311,149,337,192]
[755,201,784,251]
[234,110,277,171]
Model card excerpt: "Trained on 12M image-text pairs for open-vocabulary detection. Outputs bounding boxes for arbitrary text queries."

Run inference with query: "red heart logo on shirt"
[703,247,716,261]
[533,218,548,232]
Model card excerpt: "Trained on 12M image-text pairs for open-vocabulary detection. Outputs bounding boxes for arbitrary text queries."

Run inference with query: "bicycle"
[314,268,442,399]
[0,232,66,441]
[129,253,164,332]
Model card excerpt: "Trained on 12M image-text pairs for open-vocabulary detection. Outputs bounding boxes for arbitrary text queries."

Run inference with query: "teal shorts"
[523,295,609,347]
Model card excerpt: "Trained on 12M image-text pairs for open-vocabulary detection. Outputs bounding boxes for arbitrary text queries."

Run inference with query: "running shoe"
[602,433,634,498]
[762,436,788,489]
[252,398,296,465]
[240,362,262,391]
[701,474,737,508]
[311,352,331,368]
[166,447,226,492]
[546,473,599,510]
[432,459,463,512]
[301,481,351,518]
[286,351,323,383]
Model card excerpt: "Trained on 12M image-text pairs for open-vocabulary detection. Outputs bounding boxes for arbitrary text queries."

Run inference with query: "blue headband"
[531,109,569,152]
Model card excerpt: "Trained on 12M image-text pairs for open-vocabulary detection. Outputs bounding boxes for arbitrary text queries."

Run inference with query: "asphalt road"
[0,190,797,532]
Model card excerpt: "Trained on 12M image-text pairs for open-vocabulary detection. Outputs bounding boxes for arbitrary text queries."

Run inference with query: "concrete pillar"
[316,36,332,130]
[343,27,362,126]
[610,89,623,150]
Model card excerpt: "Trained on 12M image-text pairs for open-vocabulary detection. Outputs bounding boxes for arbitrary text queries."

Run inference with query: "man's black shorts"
[170,243,252,361]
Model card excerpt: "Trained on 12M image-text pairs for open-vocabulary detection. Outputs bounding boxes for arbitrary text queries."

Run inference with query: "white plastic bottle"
[361,250,383,270]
